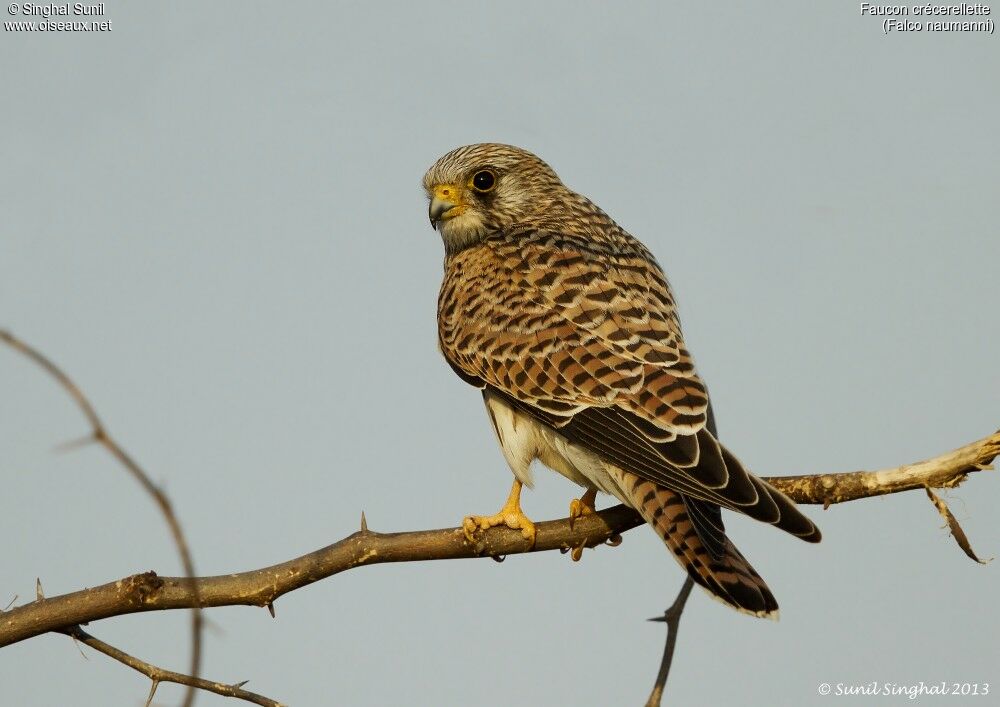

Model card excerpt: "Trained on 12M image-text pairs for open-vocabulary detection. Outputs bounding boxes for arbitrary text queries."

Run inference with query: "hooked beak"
[428,184,463,229]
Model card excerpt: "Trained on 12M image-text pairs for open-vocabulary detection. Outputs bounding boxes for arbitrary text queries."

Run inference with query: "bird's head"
[423,143,564,253]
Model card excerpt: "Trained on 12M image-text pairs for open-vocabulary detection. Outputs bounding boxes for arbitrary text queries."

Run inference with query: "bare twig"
[2,424,996,647]
[767,430,998,559]
[60,626,283,707]
[765,431,999,507]
[3,329,995,707]
[644,577,695,707]
[0,330,203,707]
[0,505,644,647]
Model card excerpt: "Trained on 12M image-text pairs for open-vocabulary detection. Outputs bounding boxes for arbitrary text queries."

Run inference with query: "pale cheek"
[441,211,486,241]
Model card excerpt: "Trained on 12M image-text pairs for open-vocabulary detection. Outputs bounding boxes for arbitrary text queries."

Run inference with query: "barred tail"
[613,468,780,618]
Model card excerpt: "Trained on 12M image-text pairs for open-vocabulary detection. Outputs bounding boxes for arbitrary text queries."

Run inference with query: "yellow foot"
[462,509,536,546]
[462,479,537,547]
[568,487,598,529]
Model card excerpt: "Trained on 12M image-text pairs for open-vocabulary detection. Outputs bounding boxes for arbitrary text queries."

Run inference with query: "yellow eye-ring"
[470,169,497,192]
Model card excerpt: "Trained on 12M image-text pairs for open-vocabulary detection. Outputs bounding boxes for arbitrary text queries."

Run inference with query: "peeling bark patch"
[120,571,165,605]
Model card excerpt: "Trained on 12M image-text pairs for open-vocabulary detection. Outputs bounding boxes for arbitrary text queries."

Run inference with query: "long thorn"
[144,679,160,707]
[644,577,695,707]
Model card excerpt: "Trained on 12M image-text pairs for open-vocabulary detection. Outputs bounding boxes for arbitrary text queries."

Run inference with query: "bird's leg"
[462,479,537,547]
[569,486,598,528]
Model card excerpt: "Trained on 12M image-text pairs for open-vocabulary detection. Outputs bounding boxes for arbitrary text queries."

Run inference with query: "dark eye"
[471,169,497,192]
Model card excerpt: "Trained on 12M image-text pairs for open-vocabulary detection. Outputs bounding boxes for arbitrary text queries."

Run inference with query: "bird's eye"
[470,169,497,192]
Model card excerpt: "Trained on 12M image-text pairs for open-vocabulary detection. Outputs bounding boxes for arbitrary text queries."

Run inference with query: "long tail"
[611,467,780,618]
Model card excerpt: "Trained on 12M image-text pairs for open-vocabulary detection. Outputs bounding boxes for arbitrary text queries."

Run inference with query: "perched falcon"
[424,143,820,617]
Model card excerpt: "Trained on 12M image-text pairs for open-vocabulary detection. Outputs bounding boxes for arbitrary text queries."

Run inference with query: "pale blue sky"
[2,3,998,706]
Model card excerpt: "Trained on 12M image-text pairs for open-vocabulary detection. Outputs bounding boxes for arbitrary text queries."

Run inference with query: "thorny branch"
[1,429,994,646]
[2,330,996,706]
[61,626,283,707]
[644,577,695,707]
[1,330,203,707]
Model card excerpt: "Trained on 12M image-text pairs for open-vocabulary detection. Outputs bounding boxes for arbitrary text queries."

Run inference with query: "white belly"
[483,393,631,505]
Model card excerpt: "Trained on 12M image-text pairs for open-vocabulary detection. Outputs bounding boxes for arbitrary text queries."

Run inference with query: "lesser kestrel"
[425,143,819,617]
